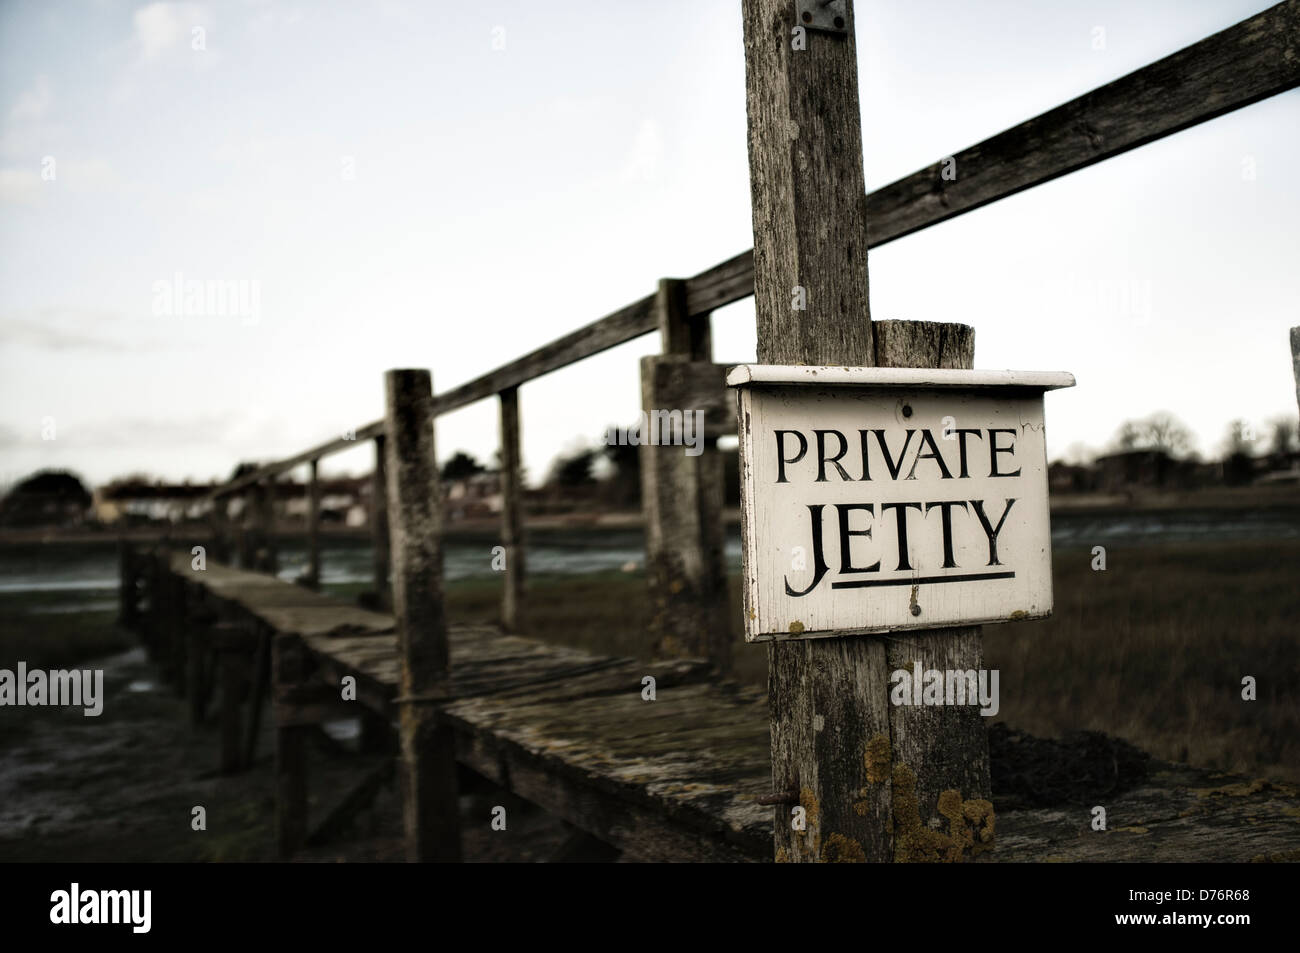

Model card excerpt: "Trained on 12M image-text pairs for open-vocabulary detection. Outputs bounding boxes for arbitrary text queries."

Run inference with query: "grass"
[0,590,132,671]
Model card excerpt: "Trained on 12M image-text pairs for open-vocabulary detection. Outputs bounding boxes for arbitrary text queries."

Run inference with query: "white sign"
[728,366,1075,641]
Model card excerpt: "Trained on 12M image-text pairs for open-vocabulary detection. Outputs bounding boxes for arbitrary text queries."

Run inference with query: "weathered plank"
[209,421,385,500]
[431,294,657,417]
[687,1,1300,312]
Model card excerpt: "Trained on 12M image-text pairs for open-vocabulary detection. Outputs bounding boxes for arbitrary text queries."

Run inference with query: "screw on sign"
[729,365,1075,640]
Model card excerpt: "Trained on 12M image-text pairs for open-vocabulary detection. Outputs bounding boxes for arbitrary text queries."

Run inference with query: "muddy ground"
[0,640,1161,863]
[0,645,577,862]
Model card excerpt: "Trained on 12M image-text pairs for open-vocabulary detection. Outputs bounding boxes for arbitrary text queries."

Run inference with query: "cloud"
[10,76,53,122]
[620,119,664,183]
[0,168,42,205]
[134,3,189,60]
[0,158,122,204]
[1,310,134,352]
[130,2,216,69]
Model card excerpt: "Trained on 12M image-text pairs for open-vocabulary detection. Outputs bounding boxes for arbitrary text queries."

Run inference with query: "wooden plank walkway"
[158,552,1300,863]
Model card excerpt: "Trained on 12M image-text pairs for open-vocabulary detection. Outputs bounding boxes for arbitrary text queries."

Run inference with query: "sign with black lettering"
[728,366,1075,641]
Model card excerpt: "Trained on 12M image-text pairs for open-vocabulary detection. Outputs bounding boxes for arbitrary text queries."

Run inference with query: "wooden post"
[1290,327,1299,420]
[498,386,526,631]
[656,276,711,360]
[212,624,255,774]
[639,278,730,670]
[383,368,460,863]
[273,631,309,855]
[742,0,990,862]
[117,538,138,627]
[306,459,322,588]
[236,491,253,569]
[208,497,228,565]
[371,436,391,606]
[253,481,278,575]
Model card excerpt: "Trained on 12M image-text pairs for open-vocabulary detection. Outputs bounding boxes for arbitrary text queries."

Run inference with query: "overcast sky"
[2,0,1297,490]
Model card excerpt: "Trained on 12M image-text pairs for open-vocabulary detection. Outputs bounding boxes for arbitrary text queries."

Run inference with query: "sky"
[1,0,1297,491]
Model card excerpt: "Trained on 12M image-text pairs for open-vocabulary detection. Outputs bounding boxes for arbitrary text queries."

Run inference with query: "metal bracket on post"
[797,0,848,33]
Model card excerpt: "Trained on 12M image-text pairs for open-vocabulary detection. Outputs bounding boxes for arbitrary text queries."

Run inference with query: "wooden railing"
[199,0,1298,663]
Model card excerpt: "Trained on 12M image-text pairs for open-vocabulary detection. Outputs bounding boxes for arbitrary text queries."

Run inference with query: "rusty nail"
[756,788,800,806]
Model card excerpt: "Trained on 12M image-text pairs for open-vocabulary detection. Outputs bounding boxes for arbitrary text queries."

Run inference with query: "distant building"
[1092,450,1176,491]
[444,471,502,521]
[93,482,214,524]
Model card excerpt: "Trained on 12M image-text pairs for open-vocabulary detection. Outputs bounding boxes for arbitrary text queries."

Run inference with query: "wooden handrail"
[205,0,1298,503]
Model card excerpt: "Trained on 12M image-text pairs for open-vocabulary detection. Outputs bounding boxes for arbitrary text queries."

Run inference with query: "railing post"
[253,480,278,575]
[639,277,730,670]
[236,491,253,569]
[117,537,138,627]
[273,631,309,856]
[498,386,526,631]
[305,459,321,588]
[1290,326,1300,419]
[208,495,230,564]
[370,435,391,608]
[384,368,460,862]
[741,0,990,862]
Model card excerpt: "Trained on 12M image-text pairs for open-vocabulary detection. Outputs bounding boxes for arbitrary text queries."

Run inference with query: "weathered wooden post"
[208,494,230,565]
[370,436,391,607]
[305,459,322,588]
[273,631,310,855]
[639,278,731,670]
[1290,327,1299,419]
[117,537,138,627]
[236,490,253,569]
[252,480,278,575]
[384,368,460,862]
[498,386,526,631]
[739,0,993,862]
[212,622,257,773]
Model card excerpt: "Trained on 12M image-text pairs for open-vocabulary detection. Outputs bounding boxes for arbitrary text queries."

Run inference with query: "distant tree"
[441,451,486,481]
[1222,419,1258,485]
[600,433,641,505]
[1111,413,1193,457]
[1224,419,1258,457]
[0,469,92,527]
[1114,420,1143,452]
[548,447,597,487]
[1268,416,1299,455]
[1140,412,1193,458]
